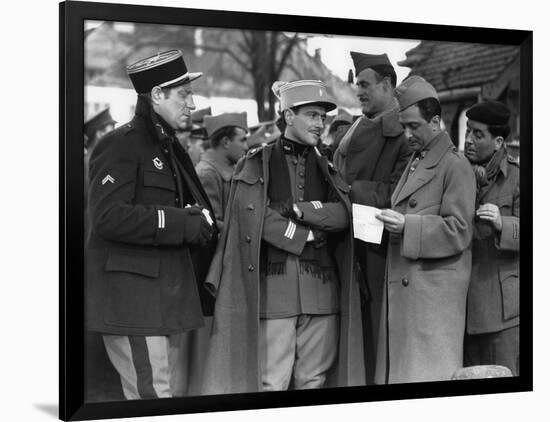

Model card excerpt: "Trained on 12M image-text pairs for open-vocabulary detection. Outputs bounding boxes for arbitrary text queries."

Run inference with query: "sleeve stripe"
[158,210,165,229]
[311,201,323,209]
[284,221,296,239]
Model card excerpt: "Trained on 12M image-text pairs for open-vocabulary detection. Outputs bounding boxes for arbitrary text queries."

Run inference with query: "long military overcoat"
[201,143,365,394]
[375,132,476,384]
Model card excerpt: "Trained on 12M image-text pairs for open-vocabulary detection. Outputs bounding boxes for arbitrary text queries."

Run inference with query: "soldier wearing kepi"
[201,80,365,394]
[463,101,520,375]
[375,76,476,383]
[85,50,217,399]
[196,112,249,231]
[332,52,411,384]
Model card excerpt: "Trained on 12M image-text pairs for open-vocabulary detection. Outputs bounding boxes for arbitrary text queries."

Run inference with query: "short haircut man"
[375,75,476,383]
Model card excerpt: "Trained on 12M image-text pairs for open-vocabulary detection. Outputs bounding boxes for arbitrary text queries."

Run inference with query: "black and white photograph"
[59,1,532,418]
[5,0,545,421]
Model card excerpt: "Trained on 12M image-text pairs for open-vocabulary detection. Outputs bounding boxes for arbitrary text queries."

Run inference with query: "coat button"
[299,172,304,177]
[402,278,409,287]
[248,264,255,272]
[259,177,264,184]
[247,204,255,210]
[298,197,304,201]
[292,159,298,165]
[409,198,417,208]
[298,184,304,190]
[245,235,251,243]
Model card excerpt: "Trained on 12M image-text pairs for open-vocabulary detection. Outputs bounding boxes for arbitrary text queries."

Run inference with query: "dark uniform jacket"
[201,141,365,394]
[85,97,217,336]
[467,152,520,334]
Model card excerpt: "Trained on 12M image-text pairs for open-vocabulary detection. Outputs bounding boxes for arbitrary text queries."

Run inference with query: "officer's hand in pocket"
[311,230,327,249]
[182,206,214,246]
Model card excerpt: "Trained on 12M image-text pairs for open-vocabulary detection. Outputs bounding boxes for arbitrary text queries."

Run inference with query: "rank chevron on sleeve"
[102,174,115,185]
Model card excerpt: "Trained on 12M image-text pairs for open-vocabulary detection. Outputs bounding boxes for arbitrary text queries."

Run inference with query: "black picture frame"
[60,1,533,420]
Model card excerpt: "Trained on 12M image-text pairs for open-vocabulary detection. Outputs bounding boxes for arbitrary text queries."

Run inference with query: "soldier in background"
[86,50,217,399]
[84,108,117,186]
[463,101,520,375]
[332,52,411,384]
[196,112,248,231]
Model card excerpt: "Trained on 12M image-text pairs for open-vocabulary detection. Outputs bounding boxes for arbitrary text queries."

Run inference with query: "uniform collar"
[363,98,403,138]
[280,136,311,157]
[421,131,455,169]
[134,96,176,144]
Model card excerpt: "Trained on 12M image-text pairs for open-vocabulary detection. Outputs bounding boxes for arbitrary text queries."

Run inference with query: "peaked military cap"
[272,80,336,112]
[204,112,248,138]
[84,108,116,140]
[126,50,202,94]
[466,101,511,126]
[350,51,393,76]
[395,75,439,111]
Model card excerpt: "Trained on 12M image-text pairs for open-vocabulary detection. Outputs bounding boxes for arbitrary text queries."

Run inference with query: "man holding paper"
[375,76,476,383]
[332,51,411,383]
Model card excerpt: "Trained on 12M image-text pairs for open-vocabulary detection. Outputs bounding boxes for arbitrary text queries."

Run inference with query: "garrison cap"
[350,51,393,76]
[272,80,337,112]
[191,107,212,124]
[466,101,511,126]
[84,108,116,140]
[395,75,439,111]
[126,50,202,94]
[204,112,248,138]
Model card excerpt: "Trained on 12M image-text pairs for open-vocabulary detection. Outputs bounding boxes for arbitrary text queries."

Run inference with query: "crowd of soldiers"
[83,48,520,400]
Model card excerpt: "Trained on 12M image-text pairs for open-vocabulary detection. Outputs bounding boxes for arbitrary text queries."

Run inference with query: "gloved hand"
[277,198,296,219]
[311,229,327,249]
[182,206,214,246]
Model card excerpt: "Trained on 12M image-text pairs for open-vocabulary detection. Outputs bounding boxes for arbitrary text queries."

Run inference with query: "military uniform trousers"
[103,334,191,399]
[464,326,519,376]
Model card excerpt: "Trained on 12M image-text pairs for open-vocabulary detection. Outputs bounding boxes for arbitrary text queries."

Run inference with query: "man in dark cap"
[463,100,520,375]
[85,50,217,399]
[202,80,364,394]
[196,112,248,231]
[332,51,411,384]
[375,76,476,383]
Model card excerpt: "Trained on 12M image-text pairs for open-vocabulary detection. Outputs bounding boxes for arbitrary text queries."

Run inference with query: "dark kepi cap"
[84,108,116,139]
[126,50,202,94]
[395,75,438,111]
[350,51,393,76]
[466,101,511,126]
[204,112,248,138]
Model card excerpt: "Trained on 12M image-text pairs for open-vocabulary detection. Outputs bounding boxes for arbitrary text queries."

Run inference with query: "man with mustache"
[332,52,411,383]
[86,50,217,399]
[375,76,476,383]
[463,101,520,375]
[202,80,364,393]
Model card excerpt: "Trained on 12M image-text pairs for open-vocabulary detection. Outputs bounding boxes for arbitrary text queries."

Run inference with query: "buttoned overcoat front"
[375,132,477,384]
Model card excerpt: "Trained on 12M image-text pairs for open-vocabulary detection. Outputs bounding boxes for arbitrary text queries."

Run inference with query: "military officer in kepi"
[85,50,218,400]
[201,80,365,394]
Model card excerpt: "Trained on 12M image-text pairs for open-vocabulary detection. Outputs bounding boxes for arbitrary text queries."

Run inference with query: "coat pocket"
[103,252,162,328]
[499,269,519,321]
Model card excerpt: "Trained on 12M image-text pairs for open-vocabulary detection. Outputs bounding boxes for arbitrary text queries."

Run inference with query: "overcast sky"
[306,34,420,84]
